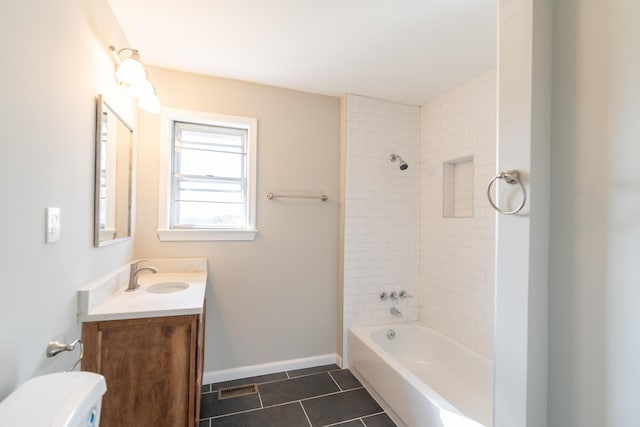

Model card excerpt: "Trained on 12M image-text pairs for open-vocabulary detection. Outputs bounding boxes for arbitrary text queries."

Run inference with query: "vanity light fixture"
[108,45,160,113]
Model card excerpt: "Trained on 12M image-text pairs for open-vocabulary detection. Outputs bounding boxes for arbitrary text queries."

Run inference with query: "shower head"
[389,153,408,170]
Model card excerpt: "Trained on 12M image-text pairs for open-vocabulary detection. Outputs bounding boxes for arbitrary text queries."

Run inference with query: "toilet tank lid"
[0,371,106,427]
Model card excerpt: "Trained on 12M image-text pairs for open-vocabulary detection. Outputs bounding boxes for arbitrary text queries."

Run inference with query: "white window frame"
[157,108,258,241]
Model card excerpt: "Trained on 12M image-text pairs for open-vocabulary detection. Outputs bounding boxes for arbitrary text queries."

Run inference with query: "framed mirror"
[94,95,133,247]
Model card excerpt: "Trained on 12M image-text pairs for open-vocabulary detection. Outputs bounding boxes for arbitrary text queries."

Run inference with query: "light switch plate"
[46,207,61,243]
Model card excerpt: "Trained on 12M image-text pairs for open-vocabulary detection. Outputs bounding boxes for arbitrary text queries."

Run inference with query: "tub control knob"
[399,290,413,299]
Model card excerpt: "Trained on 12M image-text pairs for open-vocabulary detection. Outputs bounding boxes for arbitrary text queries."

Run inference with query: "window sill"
[157,229,258,242]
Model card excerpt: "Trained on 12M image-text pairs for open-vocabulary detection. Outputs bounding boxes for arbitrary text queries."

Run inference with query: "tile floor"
[199,364,397,427]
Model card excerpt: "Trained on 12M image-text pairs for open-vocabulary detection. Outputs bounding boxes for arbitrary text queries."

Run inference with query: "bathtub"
[349,322,493,427]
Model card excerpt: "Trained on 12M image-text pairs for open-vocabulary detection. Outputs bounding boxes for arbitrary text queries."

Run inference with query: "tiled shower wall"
[420,69,497,357]
[342,94,421,360]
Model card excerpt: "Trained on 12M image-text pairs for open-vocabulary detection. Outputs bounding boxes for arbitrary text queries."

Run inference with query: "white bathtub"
[349,322,493,427]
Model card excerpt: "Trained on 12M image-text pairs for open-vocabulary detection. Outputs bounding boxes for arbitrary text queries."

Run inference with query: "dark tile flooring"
[199,364,397,427]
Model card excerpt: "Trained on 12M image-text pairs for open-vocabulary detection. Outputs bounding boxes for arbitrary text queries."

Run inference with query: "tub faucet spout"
[390,307,403,318]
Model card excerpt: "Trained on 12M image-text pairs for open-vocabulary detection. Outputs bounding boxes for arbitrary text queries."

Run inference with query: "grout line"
[205,367,342,391]
[287,365,341,379]
[257,390,264,409]
[208,376,285,392]
[298,401,313,427]
[327,370,343,391]
[297,387,365,405]
[211,399,305,419]
[218,371,308,390]
[320,410,387,427]
[212,386,367,419]
[321,416,366,427]
[362,410,387,419]
[208,375,286,392]
[204,369,390,425]
[204,390,391,426]
[288,369,337,380]
[361,411,390,426]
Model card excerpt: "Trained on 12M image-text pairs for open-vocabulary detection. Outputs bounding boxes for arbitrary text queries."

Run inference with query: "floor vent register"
[218,383,259,400]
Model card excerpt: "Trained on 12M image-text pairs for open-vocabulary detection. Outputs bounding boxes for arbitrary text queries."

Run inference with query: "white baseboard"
[203,353,340,385]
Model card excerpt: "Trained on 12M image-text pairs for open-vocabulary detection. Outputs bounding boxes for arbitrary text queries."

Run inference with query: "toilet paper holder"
[46,338,83,371]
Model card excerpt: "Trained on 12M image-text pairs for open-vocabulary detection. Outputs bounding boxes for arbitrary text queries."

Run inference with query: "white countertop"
[77,258,207,322]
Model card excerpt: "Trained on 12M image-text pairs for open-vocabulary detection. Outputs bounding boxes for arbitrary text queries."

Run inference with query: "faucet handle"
[379,292,389,301]
[399,290,413,299]
[389,291,399,301]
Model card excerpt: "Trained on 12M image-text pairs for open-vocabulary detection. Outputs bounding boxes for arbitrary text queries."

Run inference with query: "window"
[158,108,257,241]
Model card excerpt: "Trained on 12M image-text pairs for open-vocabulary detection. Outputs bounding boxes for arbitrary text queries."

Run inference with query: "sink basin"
[145,282,190,294]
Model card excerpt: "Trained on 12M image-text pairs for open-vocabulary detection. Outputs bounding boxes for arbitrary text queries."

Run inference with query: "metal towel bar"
[266,192,328,202]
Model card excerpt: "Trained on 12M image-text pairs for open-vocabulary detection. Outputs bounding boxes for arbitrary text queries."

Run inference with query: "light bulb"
[116,57,146,85]
[138,93,160,114]
[128,79,155,100]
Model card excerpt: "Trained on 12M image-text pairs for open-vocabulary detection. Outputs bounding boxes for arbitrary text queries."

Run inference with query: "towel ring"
[487,170,527,215]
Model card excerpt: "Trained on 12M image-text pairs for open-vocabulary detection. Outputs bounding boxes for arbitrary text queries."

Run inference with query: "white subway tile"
[342,73,496,360]
[420,69,496,358]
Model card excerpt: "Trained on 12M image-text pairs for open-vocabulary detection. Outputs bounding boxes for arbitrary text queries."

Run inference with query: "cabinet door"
[83,315,197,427]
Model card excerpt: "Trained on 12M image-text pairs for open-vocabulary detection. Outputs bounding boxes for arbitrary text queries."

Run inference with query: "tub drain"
[387,329,396,340]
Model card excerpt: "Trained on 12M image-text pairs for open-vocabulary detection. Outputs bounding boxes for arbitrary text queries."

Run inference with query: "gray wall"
[549,1,640,426]
[0,0,340,393]
[135,67,340,372]
[0,0,135,398]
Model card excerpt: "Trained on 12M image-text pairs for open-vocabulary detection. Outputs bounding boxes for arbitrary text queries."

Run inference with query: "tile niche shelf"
[443,156,474,218]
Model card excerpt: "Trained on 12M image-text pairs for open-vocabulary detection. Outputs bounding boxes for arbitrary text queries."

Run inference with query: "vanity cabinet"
[82,307,205,427]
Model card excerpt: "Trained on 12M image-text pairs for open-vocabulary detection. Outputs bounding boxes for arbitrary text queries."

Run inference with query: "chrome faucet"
[127,260,159,292]
[389,291,399,302]
[390,307,403,318]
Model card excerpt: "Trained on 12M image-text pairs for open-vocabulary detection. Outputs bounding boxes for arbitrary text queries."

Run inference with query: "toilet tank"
[0,371,106,427]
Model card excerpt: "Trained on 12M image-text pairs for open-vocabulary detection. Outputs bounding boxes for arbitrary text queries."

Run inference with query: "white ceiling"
[107,0,496,106]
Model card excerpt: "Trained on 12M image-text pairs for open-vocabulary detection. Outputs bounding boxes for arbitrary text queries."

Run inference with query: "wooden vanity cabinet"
[82,307,205,427]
